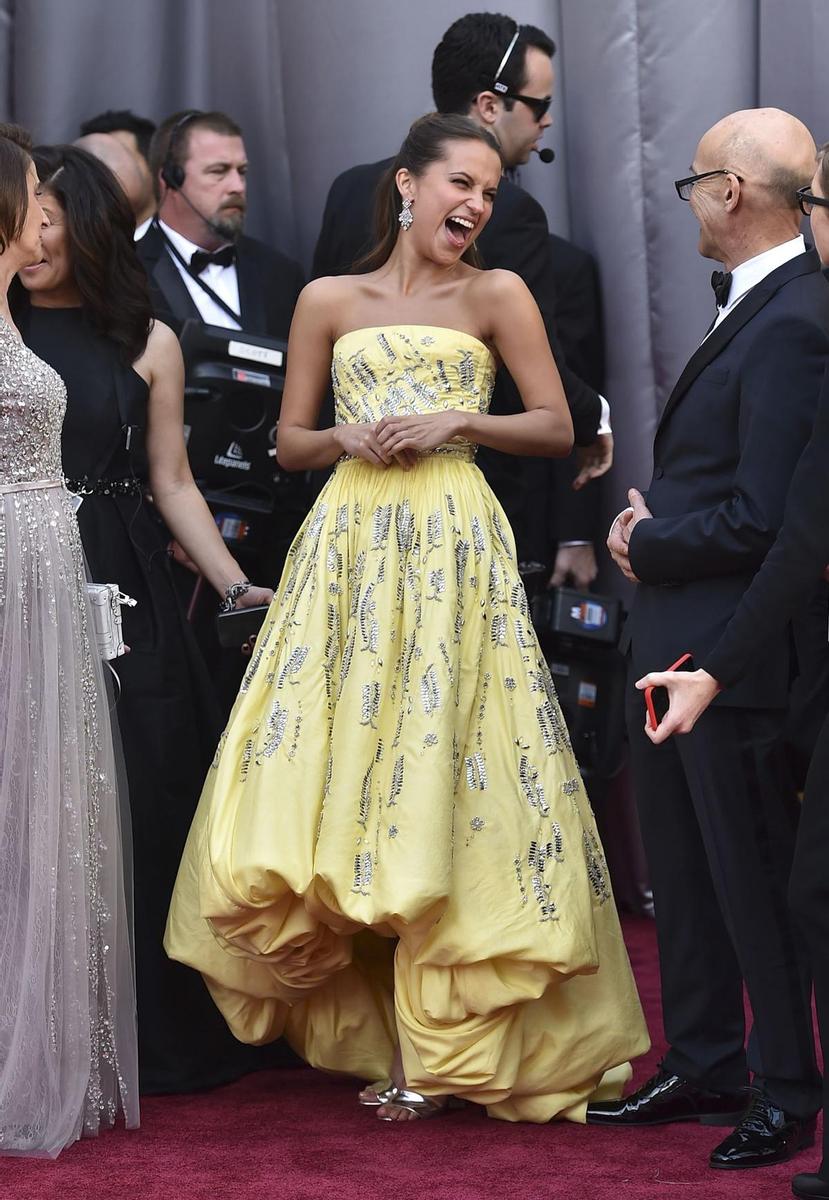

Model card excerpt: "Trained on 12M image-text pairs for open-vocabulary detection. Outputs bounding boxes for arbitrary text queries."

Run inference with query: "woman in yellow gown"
[166,113,649,1122]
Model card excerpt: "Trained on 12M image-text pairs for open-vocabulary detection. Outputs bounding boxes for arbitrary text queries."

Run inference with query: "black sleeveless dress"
[20,306,291,1092]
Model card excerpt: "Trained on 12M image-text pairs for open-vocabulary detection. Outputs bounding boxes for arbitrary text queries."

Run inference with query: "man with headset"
[137,109,303,338]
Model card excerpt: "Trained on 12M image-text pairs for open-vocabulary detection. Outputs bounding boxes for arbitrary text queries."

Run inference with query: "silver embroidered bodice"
[331,325,496,430]
[0,316,67,486]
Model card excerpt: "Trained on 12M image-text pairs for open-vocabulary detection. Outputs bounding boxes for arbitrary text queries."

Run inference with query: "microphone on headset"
[174,182,227,237]
[534,147,555,164]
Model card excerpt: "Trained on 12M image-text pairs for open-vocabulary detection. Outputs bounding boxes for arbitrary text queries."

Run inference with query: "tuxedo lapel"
[657,250,821,434]
[151,250,201,326]
[236,243,265,334]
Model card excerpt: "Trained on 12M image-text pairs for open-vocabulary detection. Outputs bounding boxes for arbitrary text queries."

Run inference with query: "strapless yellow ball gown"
[165,325,649,1122]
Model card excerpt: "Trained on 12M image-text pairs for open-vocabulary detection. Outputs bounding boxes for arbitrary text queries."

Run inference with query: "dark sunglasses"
[509,93,552,122]
[674,168,743,201]
[797,186,829,216]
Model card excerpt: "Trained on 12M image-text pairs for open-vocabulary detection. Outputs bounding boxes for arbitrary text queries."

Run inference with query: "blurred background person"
[79,108,157,237]
[11,143,277,1095]
[74,130,155,235]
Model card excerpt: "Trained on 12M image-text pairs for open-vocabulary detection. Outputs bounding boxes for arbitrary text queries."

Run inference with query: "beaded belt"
[0,477,64,495]
[339,443,476,465]
[65,477,143,497]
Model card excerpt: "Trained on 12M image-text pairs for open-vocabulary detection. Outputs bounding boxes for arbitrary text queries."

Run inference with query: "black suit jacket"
[136,221,304,339]
[622,249,829,709]
[702,358,829,688]
[312,158,604,562]
[547,233,605,546]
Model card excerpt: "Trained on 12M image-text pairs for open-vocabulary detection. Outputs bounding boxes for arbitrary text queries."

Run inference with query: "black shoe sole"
[709,1132,815,1171]
[792,1183,829,1200]
[586,1108,747,1129]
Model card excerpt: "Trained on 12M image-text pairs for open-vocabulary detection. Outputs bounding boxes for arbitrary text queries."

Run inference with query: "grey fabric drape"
[4,0,829,578]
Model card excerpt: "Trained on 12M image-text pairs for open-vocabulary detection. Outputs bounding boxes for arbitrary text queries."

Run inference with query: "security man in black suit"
[312,13,610,586]
[137,109,303,338]
[595,107,829,1172]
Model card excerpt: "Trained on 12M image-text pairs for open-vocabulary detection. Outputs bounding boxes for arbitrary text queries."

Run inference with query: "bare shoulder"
[464,268,534,338]
[298,274,363,310]
[469,267,532,305]
[145,318,181,357]
[294,275,363,332]
[134,318,183,380]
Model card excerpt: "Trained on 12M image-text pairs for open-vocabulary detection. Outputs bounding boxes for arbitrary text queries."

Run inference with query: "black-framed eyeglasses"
[674,169,744,201]
[797,186,829,216]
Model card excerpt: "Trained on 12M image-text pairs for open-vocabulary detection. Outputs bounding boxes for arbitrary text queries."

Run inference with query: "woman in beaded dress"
[0,126,138,1155]
[11,144,275,1094]
[167,114,649,1122]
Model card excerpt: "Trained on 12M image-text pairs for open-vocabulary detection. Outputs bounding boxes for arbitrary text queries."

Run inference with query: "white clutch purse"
[86,583,137,660]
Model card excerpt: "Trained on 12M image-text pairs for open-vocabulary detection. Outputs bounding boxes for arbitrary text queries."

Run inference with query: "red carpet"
[3,918,818,1200]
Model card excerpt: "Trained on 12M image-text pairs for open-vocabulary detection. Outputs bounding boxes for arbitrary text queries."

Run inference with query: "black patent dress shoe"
[792,1173,829,1199]
[709,1092,815,1170]
[585,1066,750,1127]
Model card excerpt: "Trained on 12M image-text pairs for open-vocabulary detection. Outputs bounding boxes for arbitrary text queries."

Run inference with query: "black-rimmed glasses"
[797,186,829,216]
[674,169,744,201]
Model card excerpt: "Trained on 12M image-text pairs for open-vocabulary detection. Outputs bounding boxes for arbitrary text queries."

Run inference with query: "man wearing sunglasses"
[313,12,610,595]
[598,107,829,1173]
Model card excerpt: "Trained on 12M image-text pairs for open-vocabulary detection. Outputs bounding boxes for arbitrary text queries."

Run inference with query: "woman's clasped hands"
[334,411,464,470]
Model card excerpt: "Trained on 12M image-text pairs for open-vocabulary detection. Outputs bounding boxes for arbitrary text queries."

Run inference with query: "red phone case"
[645,653,694,730]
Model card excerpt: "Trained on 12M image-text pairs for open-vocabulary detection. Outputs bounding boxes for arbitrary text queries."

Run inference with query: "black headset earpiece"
[160,110,203,191]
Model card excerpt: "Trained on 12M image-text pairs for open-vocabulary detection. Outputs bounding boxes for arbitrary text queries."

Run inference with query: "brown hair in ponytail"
[355,112,502,274]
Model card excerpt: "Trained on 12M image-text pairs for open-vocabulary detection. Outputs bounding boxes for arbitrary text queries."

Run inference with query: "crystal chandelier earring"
[398,198,414,231]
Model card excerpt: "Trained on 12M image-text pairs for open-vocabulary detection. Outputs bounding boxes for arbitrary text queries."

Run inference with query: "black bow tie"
[711,269,733,309]
[190,244,236,273]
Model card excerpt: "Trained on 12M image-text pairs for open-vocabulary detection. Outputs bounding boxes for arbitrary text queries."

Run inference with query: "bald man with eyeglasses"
[595,107,829,1174]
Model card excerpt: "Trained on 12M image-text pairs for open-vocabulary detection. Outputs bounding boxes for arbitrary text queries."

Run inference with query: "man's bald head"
[687,108,814,267]
[73,132,154,223]
[697,108,815,213]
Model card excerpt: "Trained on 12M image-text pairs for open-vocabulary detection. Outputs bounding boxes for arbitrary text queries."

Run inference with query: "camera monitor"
[178,320,288,493]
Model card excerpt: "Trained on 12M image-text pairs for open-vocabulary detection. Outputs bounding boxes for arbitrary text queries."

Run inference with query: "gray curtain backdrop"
[2,0,829,580]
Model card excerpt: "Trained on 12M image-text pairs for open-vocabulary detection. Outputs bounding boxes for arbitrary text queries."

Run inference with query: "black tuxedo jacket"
[136,222,304,339]
[702,358,829,688]
[622,249,829,709]
[312,158,604,561]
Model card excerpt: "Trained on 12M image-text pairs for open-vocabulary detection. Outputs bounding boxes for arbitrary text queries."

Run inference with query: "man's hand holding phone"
[636,655,722,745]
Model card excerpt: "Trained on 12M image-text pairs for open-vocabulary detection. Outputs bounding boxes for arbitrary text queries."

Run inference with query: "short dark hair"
[79,109,156,160]
[148,109,243,198]
[432,13,555,115]
[0,123,33,255]
[357,112,503,274]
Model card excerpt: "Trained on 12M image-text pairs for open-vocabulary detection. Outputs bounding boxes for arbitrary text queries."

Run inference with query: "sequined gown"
[0,317,138,1156]
[166,325,648,1122]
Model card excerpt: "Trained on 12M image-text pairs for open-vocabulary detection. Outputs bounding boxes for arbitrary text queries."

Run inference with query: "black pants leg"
[626,676,820,1117]
[790,710,829,1169]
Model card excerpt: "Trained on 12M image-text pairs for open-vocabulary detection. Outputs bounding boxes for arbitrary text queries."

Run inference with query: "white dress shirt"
[134,216,153,242]
[158,220,242,331]
[708,235,806,335]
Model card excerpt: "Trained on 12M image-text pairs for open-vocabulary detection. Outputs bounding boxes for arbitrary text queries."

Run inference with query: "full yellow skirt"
[166,456,649,1121]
